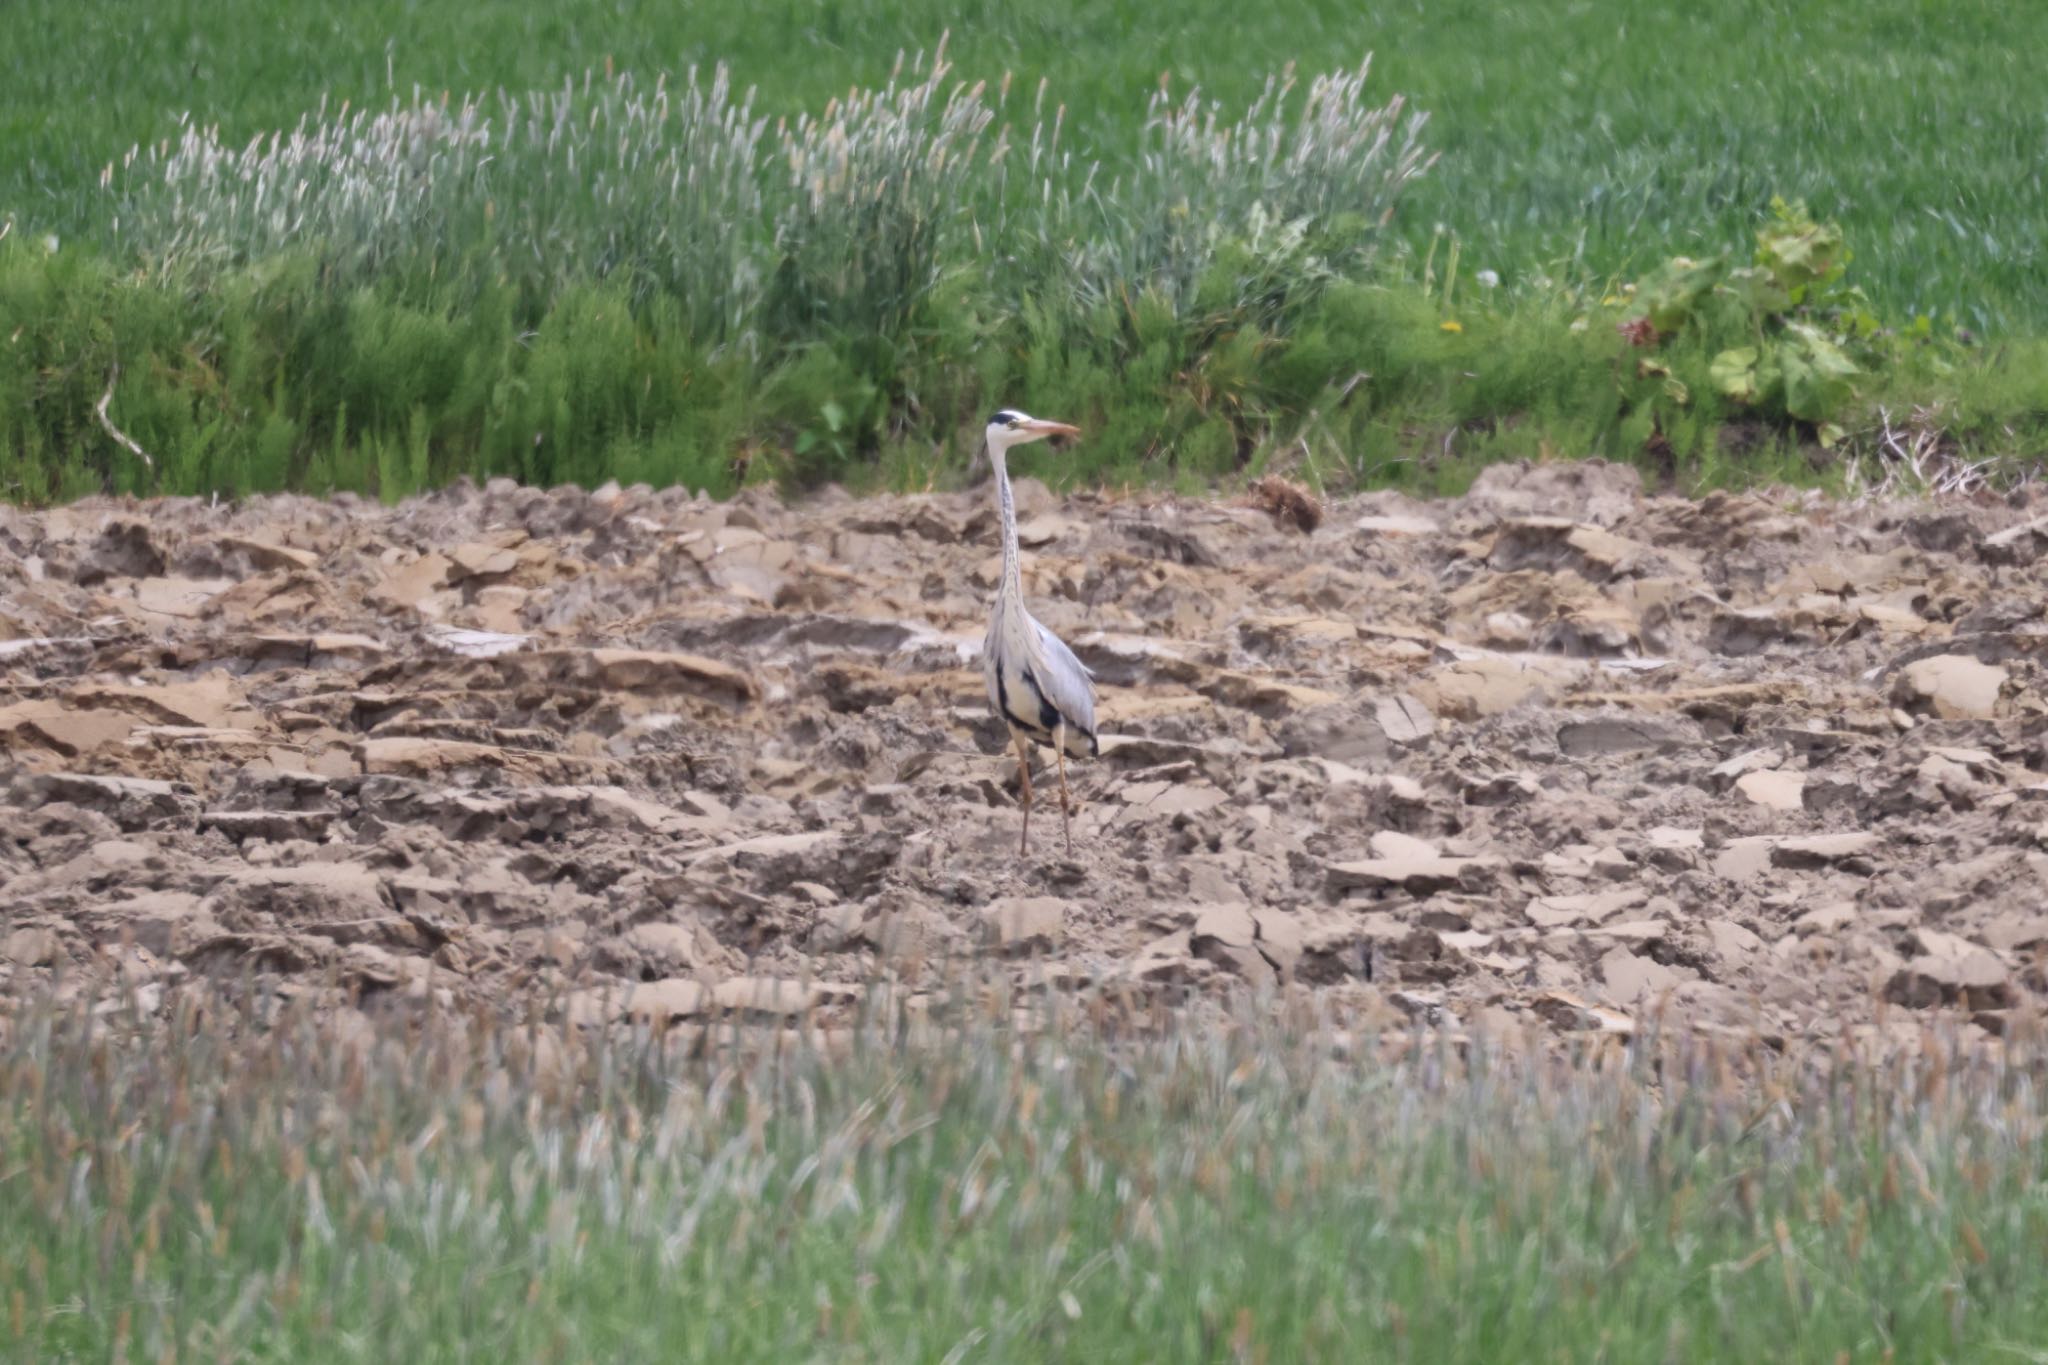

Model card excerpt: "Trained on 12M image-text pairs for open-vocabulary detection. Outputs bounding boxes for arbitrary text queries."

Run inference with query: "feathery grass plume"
[113,66,776,343]
[106,44,1428,354]
[1044,59,1435,317]
[766,36,996,340]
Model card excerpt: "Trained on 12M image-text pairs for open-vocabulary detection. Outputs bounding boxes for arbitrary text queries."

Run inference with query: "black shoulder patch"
[996,668,1050,738]
[1019,667,1064,735]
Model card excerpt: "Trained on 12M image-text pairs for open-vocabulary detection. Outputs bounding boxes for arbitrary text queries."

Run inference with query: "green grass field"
[8,0,2044,331]
[5,978,2047,1362]
[3,0,2045,504]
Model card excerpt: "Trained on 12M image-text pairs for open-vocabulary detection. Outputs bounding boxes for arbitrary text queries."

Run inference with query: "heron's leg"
[1054,724,1073,854]
[1013,730,1034,856]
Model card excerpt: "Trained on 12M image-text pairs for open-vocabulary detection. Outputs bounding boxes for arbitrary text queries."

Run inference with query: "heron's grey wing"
[1028,617,1097,739]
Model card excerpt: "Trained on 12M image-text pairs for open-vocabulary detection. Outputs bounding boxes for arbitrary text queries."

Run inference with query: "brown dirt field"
[6,460,2048,1053]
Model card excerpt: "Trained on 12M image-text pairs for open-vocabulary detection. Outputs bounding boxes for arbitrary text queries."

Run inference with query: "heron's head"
[985,409,1080,456]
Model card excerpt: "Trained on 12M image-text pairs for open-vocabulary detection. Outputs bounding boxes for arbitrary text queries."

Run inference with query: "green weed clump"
[4,973,2048,1361]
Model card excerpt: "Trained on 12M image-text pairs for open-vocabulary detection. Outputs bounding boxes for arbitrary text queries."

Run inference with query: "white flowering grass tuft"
[115,66,775,344]
[1137,59,1435,237]
[1002,58,1436,324]
[108,42,1433,353]
[766,38,997,338]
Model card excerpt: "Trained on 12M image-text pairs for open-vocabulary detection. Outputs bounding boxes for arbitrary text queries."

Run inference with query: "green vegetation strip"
[2,0,2045,503]
[4,978,2047,1360]
[7,0,2043,330]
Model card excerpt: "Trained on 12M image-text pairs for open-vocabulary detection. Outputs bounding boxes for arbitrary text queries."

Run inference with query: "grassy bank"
[7,204,2044,506]
[4,976,2046,1360]
[2,0,2045,504]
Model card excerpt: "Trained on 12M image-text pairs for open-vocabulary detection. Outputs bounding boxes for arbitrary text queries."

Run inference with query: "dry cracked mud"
[7,460,2048,1055]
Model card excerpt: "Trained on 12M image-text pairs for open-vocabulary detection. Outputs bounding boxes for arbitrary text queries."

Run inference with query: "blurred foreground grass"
[5,974,2047,1361]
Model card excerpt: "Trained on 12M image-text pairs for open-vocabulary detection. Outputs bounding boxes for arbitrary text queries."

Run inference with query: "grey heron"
[980,408,1097,856]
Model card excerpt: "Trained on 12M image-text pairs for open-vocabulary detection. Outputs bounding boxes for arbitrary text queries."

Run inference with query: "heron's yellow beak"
[1020,418,1081,440]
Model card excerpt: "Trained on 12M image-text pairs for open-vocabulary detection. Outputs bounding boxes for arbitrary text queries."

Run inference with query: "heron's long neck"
[991,442,1023,605]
